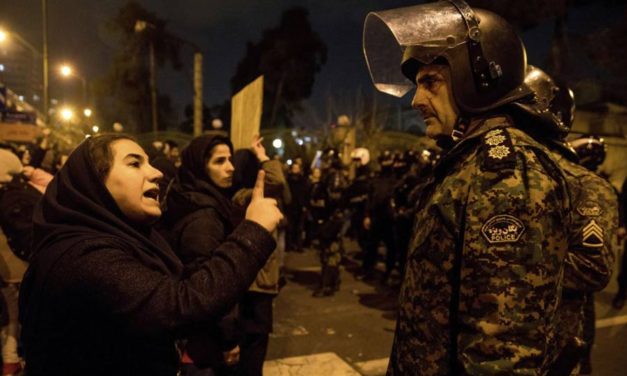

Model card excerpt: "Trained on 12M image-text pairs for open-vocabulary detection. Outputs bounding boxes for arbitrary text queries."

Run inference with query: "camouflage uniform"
[549,148,618,351]
[389,117,570,375]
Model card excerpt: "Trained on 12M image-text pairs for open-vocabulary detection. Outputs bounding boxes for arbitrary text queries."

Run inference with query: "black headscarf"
[29,136,182,275]
[163,134,237,229]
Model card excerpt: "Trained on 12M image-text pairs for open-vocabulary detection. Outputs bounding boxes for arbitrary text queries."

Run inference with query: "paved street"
[264,240,627,375]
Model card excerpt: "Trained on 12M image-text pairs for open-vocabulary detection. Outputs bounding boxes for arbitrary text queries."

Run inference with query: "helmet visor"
[363,2,468,97]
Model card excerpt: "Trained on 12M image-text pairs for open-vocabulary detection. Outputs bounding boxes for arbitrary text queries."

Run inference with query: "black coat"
[161,134,242,367]
[19,137,275,376]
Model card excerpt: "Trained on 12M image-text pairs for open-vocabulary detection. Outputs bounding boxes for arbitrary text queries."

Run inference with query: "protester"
[18,134,283,376]
[0,148,29,376]
[161,134,241,375]
[232,137,290,376]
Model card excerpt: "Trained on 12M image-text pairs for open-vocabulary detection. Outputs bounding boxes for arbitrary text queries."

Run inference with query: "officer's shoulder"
[478,127,519,172]
[479,127,557,174]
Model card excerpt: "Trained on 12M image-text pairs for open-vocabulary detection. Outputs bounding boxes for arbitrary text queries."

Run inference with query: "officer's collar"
[433,114,514,176]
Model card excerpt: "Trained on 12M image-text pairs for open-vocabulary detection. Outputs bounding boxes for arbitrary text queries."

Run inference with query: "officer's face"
[412,65,460,140]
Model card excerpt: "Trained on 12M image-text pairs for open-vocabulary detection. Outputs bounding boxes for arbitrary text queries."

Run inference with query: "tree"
[467,0,624,101]
[230,7,327,128]
[583,6,627,104]
[94,1,183,133]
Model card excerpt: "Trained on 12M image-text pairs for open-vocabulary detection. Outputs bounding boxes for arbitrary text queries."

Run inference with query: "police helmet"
[378,149,394,167]
[350,147,370,166]
[364,0,531,114]
[570,135,606,171]
[514,65,574,138]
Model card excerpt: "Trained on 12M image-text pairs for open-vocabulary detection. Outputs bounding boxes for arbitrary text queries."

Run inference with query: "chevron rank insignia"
[482,214,525,244]
[577,201,602,217]
[582,220,604,248]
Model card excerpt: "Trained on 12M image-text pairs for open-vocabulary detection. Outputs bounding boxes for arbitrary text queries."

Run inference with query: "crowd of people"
[0,0,627,375]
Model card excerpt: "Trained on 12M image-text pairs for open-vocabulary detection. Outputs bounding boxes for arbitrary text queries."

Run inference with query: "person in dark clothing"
[161,134,240,375]
[231,140,290,376]
[285,163,308,253]
[391,152,422,281]
[18,134,282,376]
[0,172,43,263]
[362,151,397,282]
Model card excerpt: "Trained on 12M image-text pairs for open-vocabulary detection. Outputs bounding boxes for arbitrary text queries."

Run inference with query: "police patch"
[481,214,525,244]
[577,201,602,217]
[582,220,604,248]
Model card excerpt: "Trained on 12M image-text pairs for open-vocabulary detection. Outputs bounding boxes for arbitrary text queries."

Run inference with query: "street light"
[58,63,88,105]
[83,108,92,118]
[59,107,74,121]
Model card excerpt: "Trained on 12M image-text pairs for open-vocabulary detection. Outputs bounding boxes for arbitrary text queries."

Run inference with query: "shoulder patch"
[582,220,604,248]
[482,127,516,171]
[481,214,525,244]
[577,201,602,217]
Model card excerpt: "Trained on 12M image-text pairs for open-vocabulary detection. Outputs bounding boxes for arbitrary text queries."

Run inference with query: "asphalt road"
[265,239,627,375]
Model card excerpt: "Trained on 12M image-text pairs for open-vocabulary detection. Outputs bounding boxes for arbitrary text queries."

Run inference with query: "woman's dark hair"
[88,133,136,182]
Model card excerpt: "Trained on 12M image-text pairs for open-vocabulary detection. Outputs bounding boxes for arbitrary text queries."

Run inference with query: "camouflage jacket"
[388,116,570,375]
[550,145,618,347]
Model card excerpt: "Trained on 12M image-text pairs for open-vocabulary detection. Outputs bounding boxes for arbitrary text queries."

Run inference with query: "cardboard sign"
[231,75,263,150]
[0,122,40,142]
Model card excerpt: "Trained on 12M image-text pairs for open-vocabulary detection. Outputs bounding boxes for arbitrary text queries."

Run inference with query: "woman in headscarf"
[161,134,241,375]
[18,134,282,376]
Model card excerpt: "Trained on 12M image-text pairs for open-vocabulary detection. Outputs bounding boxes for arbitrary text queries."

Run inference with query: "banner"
[0,110,40,142]
[231,75,263,151]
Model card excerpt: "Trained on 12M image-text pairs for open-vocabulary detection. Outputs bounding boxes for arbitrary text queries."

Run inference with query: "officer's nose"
[412,85,430,116]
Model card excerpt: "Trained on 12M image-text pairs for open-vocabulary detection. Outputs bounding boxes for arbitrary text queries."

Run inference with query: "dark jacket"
[0,176,42,261]
[19,137,275,376]
[161,134,241,366]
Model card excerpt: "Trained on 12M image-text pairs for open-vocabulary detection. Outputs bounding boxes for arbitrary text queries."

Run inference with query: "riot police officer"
[345,148,373,272]
[311,148,347,297]
[363,1,571,373]
[390,150,420,281]
[513,66,618,375]
[363,150,398,283]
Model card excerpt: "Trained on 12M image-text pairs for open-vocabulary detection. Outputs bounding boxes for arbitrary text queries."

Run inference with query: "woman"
[161,134,241,375]
[18,134,282,376]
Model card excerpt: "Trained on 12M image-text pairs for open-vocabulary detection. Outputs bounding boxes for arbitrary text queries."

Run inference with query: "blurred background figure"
[285,162,308,253]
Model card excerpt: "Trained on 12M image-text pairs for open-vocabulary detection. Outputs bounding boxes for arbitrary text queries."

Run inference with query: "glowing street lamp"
[83,108,92,118]
[59,65,73,77]
[60,107,74,121]
[58,63,88,104]
[92,125,99,133]
[0,30,7,43]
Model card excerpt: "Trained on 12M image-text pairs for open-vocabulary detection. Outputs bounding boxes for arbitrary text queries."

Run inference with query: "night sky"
[1,0,623,124]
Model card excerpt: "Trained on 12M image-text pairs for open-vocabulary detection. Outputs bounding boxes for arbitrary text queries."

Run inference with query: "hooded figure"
[161,134,242,372]
[19,134,277,376]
